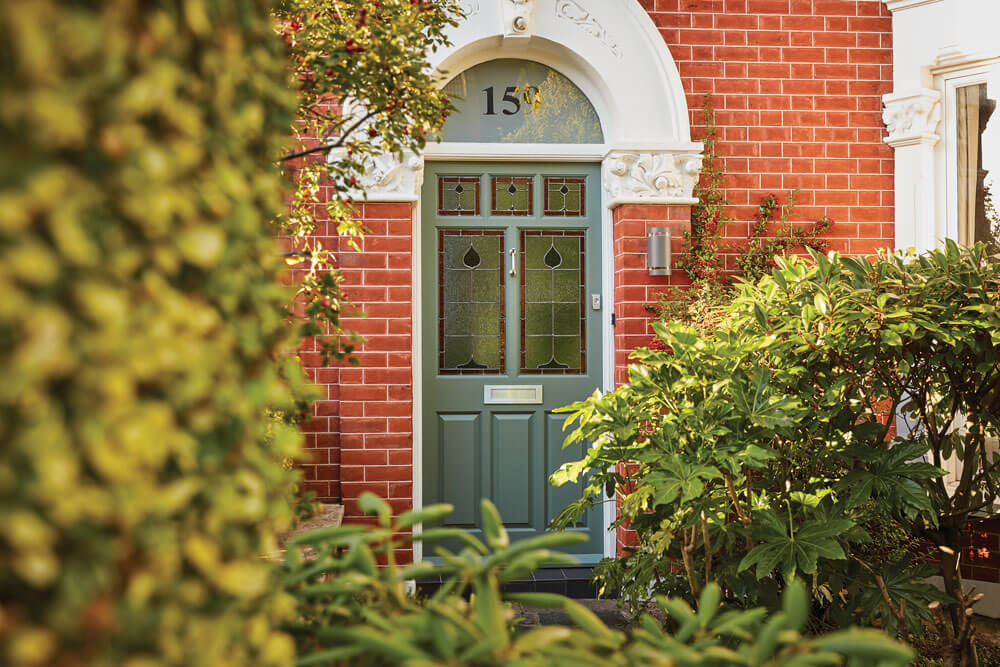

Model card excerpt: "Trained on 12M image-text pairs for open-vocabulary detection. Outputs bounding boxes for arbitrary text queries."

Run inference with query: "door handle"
[509,248,517,277]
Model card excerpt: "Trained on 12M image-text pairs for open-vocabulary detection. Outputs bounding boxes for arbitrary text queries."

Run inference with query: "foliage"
[0,1,308,664]
[736,193,832,283]
[550,246,1000,644]
[676,98,729,289]
[284,493,914,666]
[274,0,460,365]
[661,97,834,330]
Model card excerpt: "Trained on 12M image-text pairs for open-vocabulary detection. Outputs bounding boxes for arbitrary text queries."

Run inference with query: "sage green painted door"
[421,162,604,564]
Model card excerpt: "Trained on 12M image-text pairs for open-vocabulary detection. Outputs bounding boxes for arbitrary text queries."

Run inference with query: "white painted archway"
[358,0,704,207]
[350,0,702,563]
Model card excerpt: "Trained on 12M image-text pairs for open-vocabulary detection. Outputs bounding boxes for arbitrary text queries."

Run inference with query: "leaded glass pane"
[439,230,504,374]
[438,176,480,216]
[491,176,533,216]
[520,230,585,374]
[544,177,585,216]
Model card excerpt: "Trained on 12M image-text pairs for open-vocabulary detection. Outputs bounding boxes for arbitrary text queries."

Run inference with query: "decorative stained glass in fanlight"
[439,230,505,374]
[520,230,586,374]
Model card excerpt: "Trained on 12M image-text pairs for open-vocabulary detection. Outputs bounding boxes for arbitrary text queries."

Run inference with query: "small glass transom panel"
[491,176,533,216]
[438,176,480,216]
[543,177,586,216]
[440,59,604,144]
[439,230,505,374]
[520,230,586,374]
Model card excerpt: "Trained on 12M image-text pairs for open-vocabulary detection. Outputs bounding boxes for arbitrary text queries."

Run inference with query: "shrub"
[284,493,915,666]
[0,1,305,664]
[552,245,1000,647]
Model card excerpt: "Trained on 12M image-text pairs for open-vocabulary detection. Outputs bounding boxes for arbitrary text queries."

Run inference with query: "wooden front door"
[421,161,604,563]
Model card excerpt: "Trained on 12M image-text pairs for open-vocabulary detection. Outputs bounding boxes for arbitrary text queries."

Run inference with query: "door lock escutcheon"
[591,294,601,310]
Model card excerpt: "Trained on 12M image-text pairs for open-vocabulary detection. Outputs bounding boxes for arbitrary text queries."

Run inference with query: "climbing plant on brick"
[275,0,461,365]
[0,2,305,665]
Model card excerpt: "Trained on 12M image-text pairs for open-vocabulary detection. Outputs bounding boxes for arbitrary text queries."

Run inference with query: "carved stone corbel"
[882,89,942,148]
[602,150,702,206]
[332,150,424,202]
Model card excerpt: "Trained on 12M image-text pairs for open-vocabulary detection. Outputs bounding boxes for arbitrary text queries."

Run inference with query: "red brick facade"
[298,2,896,570]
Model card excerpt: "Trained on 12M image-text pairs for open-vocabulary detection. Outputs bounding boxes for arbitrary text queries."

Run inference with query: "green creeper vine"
[737,193,832,283]
[654,96,835,329]
[676,98,728,287]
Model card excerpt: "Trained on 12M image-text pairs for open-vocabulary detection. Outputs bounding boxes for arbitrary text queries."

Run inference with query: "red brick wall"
[647,0,895,264]
[612,204,693,385]
[298,202,414,531]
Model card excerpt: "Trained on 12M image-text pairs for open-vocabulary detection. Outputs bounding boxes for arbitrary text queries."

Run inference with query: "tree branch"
[279,109,380,162]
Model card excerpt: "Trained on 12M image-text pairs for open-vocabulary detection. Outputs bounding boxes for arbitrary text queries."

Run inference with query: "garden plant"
[284,493,915,666]
[0,1,305,664]
[553,242,1000,667]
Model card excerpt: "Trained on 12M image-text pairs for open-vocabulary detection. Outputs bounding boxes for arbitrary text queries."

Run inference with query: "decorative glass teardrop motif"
[543,245,562,268]
[462,245,481,269]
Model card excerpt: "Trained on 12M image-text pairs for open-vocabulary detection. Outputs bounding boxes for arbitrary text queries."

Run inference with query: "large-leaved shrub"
[554,244,1000,659]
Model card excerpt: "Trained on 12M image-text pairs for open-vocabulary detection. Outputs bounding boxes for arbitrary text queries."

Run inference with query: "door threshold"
[415,566,611,600]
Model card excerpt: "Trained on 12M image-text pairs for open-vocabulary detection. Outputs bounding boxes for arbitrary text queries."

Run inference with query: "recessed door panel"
[546,412,588,528]
[438,413,480,527]
[491,412,535,527]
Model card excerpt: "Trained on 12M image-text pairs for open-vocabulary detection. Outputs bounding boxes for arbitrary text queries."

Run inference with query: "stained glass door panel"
[421,162,604,565]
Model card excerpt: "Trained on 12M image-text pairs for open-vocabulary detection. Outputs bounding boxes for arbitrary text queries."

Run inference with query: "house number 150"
[482,85,538,116]
[482,86,520,115]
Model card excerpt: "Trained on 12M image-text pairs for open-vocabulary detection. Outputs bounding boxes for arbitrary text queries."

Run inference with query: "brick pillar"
[611,202,692,555]
[300,201,416,562]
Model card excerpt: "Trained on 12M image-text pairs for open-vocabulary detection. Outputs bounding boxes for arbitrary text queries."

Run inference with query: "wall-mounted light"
[647,227,671,276]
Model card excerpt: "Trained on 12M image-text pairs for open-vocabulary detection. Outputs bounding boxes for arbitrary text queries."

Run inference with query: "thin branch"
[279,109,380,162]
[701,511,712,588]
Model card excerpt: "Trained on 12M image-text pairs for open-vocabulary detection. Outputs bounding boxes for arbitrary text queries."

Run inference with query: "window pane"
[438,176,480,216]
[544,177,586,216]
[440,59,604,144]
[439,230,504,374]
[491,176,533,216]
[957,83,1000,249]
[520,230,585,374]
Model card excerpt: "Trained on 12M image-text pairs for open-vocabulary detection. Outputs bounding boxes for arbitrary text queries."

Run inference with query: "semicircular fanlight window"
[440,59,603,144]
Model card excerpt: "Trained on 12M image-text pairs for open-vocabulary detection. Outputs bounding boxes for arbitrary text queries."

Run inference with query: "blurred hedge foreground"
[0,1,307,665]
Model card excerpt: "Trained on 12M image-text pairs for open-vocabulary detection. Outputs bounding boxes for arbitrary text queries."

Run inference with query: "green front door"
[421,162,604,564]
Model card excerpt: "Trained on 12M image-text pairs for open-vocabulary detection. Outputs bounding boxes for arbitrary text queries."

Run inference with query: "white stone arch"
[359,0,704,206]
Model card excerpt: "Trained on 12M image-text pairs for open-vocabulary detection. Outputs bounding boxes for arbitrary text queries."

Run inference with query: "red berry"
[320,298,331,307]
[368,127,377,137]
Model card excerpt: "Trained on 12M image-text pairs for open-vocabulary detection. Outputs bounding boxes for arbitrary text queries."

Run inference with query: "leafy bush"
[0,1,306,664]
[553,244,1000,649]
[284,493,914,666]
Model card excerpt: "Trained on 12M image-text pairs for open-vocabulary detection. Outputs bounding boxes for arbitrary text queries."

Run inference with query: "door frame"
[411,149,616,564]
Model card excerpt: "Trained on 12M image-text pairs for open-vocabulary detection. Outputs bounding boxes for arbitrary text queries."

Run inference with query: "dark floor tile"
[533,568,566,581]
[534,581,568,595]
[566,580,599,598]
